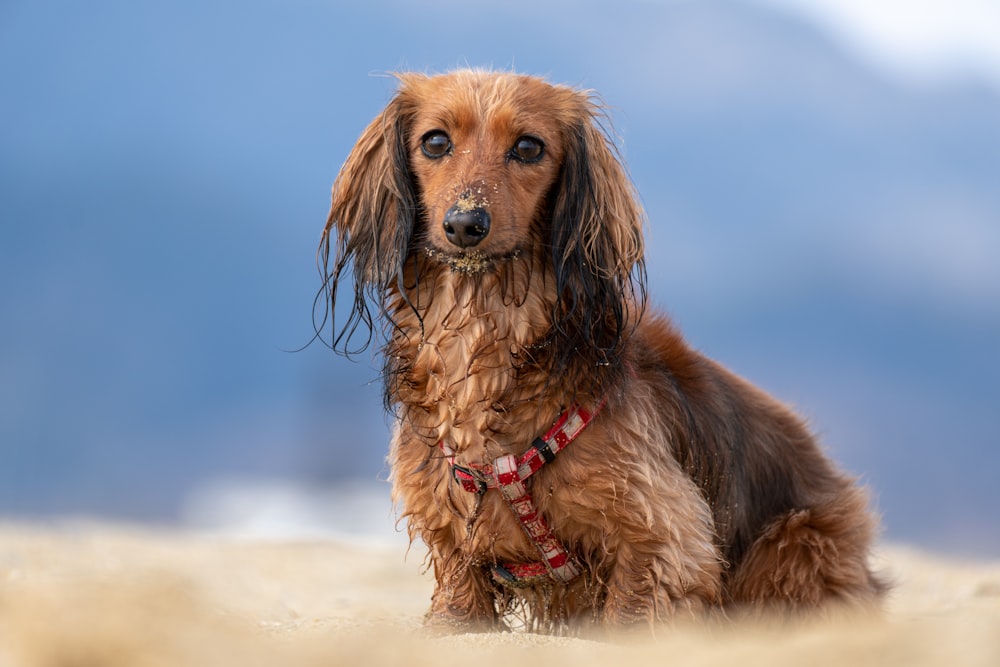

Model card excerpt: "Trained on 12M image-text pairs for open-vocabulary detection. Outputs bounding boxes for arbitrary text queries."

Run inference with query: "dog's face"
[322,70,647,366]
[400,72,581,268]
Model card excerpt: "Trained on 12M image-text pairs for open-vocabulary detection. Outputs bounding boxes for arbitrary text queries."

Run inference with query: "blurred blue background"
[2,0,998,555]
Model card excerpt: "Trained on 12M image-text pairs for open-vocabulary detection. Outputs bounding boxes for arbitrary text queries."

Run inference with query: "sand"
[1,522,998,666]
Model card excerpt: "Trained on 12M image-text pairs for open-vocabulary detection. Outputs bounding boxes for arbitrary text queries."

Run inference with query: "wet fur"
[318,70,884,631]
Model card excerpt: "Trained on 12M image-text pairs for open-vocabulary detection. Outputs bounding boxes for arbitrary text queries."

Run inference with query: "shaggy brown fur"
[317,70,884,632]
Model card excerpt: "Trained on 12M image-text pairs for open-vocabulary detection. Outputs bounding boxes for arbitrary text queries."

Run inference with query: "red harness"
[439,401,605,587]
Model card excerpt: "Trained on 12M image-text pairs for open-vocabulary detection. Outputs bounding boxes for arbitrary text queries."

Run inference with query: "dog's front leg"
[600,536,721,626]
[424,545,499,632]
[596,480,723,627]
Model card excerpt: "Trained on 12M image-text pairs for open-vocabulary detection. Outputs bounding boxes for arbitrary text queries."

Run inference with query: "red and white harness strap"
[439,401,605,587]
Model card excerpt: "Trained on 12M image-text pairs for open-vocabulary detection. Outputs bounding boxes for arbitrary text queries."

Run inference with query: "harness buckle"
[451,464,489,495]
[532,436,557,464]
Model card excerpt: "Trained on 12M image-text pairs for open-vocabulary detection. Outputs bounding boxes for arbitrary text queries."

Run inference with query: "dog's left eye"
[510,136,545,163]
[420,131,452,159]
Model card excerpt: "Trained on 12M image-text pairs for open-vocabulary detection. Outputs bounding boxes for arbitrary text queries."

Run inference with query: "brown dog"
[318,70,883,631]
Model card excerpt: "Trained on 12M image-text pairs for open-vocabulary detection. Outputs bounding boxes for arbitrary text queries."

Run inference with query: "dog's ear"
[548,104,647,371]
[324,92,417,287]
[317,87,418,352]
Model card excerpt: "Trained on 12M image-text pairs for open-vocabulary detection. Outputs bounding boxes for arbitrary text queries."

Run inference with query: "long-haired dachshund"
[318,70,883,631]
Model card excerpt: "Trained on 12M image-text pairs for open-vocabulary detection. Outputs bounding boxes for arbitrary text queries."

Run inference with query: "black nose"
[443,206,491,248]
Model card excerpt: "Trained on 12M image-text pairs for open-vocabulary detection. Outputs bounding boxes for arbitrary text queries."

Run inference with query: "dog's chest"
[394,270,551,457]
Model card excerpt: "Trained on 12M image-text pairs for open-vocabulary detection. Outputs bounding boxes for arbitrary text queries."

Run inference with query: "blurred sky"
[757,0,1000,85]
[1,0,998,555]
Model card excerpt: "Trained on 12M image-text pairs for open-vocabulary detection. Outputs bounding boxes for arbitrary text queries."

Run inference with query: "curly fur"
[317,70,884,632]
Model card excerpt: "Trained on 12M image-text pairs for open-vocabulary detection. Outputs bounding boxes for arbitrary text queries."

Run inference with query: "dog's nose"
[442,206,491,248]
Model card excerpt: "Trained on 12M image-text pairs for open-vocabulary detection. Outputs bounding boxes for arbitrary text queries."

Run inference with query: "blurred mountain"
[1,0,997,554]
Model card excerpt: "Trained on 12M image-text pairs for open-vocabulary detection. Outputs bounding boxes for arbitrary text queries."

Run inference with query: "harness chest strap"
[439,401,605,585]
[492,452,581,584]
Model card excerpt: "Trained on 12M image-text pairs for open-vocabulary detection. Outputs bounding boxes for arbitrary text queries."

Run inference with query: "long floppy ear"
[548,101,647,378]
[315,89,417,354]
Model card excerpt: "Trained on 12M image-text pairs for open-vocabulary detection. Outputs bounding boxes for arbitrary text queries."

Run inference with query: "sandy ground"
[1,522,998,666]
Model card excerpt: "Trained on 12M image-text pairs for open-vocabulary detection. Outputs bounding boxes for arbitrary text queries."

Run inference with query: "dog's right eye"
[420,131,452,159]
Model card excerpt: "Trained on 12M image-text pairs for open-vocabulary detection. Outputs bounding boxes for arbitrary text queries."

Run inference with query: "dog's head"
[318,70,646,367]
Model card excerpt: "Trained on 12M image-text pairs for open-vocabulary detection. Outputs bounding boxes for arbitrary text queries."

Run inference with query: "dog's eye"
[510,136,544,163]
[420,131,452,159]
